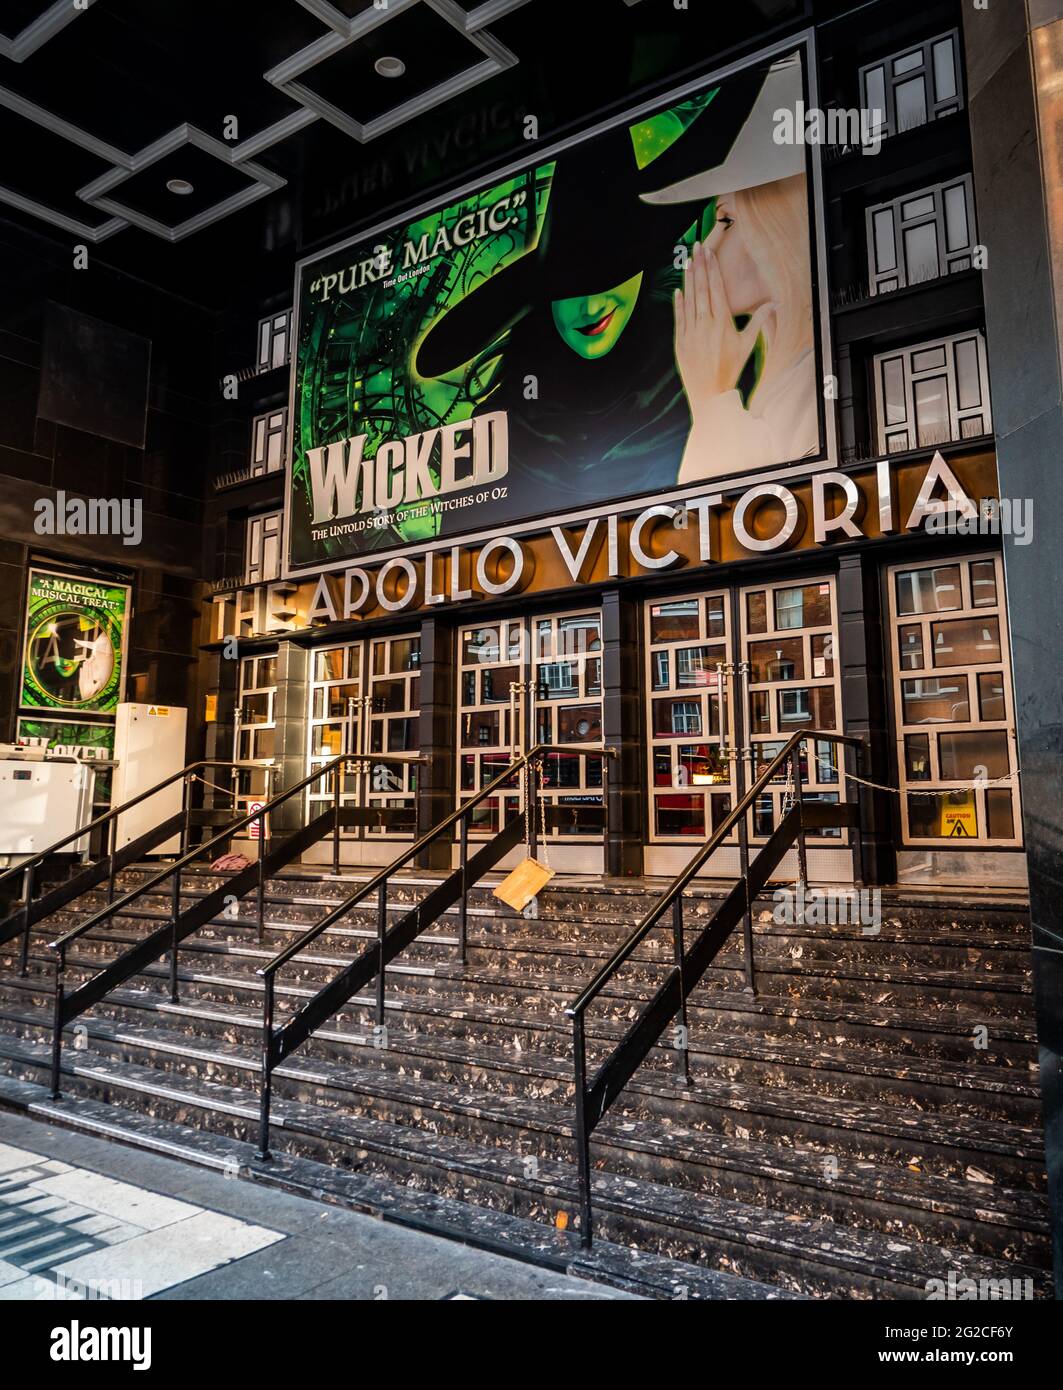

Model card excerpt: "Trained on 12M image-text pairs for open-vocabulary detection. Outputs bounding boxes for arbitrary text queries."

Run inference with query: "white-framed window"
[245,510,282,585]
[860,31,963,140]
[873,331,992,454]
[867,176,977,294]
[234,652,277,814]
[251,408,287,476]
[256,310,292,372]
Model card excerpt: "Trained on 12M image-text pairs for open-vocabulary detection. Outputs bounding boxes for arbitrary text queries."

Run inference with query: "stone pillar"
[416,614,456,870]
[601,588,644,878]
[963,0,1063,1295]
[836,553,894,886]
[270,641,310,834]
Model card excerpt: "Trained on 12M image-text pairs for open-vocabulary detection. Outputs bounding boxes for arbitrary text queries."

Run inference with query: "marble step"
[0,1009,1044,1220]
[0,953,1036,1085]
[0,1038,1048,1300]
[0,1072,795,1302]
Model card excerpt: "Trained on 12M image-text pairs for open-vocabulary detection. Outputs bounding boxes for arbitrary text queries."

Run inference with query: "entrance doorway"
[644,577,853,884]
[456,608,605,874]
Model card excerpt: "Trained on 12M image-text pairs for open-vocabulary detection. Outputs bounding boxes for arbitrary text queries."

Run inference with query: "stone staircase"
[0,867,1051,1299]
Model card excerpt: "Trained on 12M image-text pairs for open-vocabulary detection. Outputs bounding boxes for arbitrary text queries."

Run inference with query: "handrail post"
[181,771,194,858]
[256,816,266,945]
[19,863,34,978]
[258,973,274,1161]
[332,764,341,876]
[528,758,539,860]
[672,897,691,1088]
[458,813,469,967]
[792,741,808,891]
[169,863,182,1004]
[106,816,118,906]
[50,948,65,1099]
[737,783,756,997]
[375,880,387,1026]
[572,1010,593,1249]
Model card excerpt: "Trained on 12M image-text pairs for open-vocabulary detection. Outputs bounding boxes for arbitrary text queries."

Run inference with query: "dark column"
[416,615,456,870]
[601,588,643,879]
[964,3,1063,1295]
[836,553,894,887]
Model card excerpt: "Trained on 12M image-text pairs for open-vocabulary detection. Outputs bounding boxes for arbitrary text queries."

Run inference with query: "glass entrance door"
[307,636,420,844]
[456,608,605,870]
[644,578,852,882]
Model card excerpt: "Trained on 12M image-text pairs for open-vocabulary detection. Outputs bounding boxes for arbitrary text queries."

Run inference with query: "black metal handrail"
[565,728,865,1247]
[0,758,273,971]
[254,742,618,1159]
[42,752,421,1099]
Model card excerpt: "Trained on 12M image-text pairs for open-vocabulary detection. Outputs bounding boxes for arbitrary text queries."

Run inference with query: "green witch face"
[550,271,644,359]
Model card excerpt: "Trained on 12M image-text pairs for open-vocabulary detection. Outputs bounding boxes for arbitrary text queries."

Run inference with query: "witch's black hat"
[415,61,778,379]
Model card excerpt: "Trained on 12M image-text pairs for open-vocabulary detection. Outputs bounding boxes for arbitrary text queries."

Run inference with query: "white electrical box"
[112,703,188,854]
[0,757,96,862]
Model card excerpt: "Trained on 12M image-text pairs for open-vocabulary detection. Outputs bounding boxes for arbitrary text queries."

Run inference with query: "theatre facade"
[199,15,1023,893]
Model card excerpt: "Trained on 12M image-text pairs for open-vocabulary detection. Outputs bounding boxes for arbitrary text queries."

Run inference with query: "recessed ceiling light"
[166,178,194,196]
[374,56,405,78]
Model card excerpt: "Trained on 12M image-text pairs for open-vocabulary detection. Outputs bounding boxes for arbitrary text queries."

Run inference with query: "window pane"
[774,584,831,631]
[462,711,499,746]
[954,338,982,410]
[978,671,1007,721]
[557,705,602,743]
[650,601,699,644]
[652,651,670,692]
[812,635,835,678]
[899,626,925,670]
[705,597,726,638]
[904,222,940,284]
[750,690,771,734]
[913,376,950,447]
[389,637,420,672]
[894,50,923,76]
[778,686,836,730]
[882,357,907,425]
[320,682,360,717]
[676,646,723,688]
[679,745,729,787]
[905,733,932,780]
[970,560,998,608]
[653,698,703,738]
[481,665,519,703]
[864,66,887,132]
[986,789,1015,840]
[749,639,805,683]
[932,38,958,102]
[902,677,970,724]
[896,565,962,615]
[943,183,970,252]
[895,76,928,130]
[463,628,500,663]
[939,731,1010,780]
[655,796,705,838]
[873,209,897,273]
[908,790,977,839]
[746,592,768,635]
[931,617,1001,667]
[901,194,936,220]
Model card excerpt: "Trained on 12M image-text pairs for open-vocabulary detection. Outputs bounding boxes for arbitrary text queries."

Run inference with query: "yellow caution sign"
[940,794,977,839]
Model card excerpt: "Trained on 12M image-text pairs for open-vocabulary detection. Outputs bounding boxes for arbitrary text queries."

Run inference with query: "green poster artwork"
[20,569,130,715]
[286,49,823,574]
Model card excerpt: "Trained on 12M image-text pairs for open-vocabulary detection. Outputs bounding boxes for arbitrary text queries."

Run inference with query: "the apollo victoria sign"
[216,449,997,640]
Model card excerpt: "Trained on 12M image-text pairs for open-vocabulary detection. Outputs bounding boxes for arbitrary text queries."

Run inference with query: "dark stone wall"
[0,221,214,752]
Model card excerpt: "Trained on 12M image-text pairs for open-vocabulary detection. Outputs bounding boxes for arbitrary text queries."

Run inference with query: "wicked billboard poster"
[287,45,825,575]
[19,568,130,716]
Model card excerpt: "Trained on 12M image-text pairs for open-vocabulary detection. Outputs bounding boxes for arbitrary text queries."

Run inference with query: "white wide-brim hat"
[640,54,806,206]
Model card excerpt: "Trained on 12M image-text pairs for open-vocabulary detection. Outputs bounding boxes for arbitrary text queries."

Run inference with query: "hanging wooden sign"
[493,857,554,913]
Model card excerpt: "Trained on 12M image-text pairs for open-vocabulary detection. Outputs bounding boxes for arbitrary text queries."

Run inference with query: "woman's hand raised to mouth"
[673,236,778,406]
